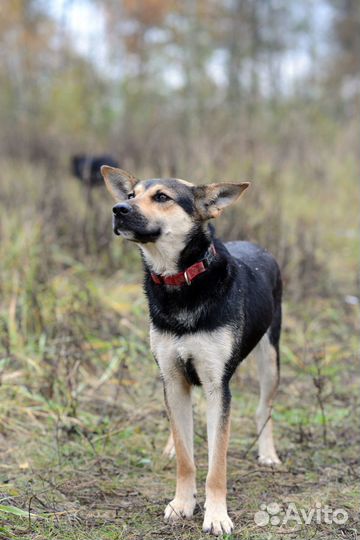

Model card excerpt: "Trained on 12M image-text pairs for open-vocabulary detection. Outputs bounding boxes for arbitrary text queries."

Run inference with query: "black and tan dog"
[101,166,282,536]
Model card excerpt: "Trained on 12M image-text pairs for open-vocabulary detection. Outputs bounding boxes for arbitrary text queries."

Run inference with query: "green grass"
[0,287,358,540]
[0,160,359,539]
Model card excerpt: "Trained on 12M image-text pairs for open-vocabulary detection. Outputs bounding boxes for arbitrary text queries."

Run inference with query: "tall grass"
[0,132,358,539]
[0,128,357,359]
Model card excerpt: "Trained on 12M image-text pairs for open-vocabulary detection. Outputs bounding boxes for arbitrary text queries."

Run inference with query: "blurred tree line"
[0,0,358,176]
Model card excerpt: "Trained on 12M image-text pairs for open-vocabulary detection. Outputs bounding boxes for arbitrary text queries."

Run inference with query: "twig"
[312,349,327,445]
[242,411,272,458]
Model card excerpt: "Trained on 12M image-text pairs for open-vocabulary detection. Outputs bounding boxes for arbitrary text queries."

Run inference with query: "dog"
[101,166,282,536]
[71,154,119,187]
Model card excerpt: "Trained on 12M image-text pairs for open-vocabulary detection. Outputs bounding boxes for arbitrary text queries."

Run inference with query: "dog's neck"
[139,224,212,277]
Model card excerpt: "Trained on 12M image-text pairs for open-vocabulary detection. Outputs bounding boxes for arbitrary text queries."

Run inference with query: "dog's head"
[101,166,250,241]
[101,166,250,273]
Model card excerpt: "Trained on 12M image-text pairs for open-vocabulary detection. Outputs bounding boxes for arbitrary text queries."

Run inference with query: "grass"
[0,159,359,539]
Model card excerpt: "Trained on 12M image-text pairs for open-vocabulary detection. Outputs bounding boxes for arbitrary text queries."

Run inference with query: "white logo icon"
[254,502,348,527]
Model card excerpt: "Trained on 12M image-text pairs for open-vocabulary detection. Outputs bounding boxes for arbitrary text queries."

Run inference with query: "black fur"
[177,355,202,386]
[144,226,282,415]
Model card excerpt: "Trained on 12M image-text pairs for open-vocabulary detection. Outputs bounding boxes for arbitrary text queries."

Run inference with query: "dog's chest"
[172,305,205,329]
[150,325,234,384]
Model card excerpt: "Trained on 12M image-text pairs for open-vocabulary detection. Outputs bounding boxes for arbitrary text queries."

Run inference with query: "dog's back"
[225,241,282,369]
[225,240,280,291]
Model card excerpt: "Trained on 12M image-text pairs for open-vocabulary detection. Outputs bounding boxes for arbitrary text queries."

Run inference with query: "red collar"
[151,243,217,286]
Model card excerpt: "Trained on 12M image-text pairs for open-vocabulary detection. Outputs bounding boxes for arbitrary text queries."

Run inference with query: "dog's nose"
[112,203,133,216]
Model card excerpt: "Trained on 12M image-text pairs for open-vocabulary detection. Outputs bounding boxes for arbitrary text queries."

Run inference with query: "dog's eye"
[127,192,135,199]
[154,192,170,203]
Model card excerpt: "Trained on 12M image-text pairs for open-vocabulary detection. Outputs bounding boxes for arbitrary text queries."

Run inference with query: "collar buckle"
[184,269,191,285]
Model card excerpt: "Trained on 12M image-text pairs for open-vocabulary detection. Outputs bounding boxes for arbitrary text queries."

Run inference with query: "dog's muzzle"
[112,203,161,242]
[113,203,133,235]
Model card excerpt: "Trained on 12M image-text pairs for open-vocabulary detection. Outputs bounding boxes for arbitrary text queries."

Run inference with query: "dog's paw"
[164,496,196,522]
[203,508,234,536]
[258,453,281,466]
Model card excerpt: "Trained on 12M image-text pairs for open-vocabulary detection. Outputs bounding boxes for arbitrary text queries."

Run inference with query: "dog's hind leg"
[254,333,281,466]
[163,430,175,459]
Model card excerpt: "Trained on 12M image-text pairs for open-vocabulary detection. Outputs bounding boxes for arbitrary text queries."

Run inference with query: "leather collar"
[151,243,217,286]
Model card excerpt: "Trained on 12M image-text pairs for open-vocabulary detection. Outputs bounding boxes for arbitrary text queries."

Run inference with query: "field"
[0,158,359,540]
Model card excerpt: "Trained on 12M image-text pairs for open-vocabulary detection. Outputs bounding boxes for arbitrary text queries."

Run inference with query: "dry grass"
[0,159,359,539]
[0,285,359,539]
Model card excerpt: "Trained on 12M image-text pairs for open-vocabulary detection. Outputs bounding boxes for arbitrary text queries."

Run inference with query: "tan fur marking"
[133,184,145,197]
[163,379,197,522]
[172,422,196,482]
[203,413,233,535]
[206,415,230,495]
[139,201,194,275]
[131,184,179,218]
[174,178,194,187]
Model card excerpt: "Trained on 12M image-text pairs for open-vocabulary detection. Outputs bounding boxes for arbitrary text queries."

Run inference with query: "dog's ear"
[194,182,250,219]
[101,166,138,200]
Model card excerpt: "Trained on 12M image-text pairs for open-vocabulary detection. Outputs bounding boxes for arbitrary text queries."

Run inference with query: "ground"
[0,273,359,540]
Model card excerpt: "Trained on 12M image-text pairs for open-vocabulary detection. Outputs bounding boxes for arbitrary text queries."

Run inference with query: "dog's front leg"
[202,382,233,536]
[163,374,196,522]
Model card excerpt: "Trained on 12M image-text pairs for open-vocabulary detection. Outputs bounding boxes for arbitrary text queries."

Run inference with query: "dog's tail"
[269,268,282,379]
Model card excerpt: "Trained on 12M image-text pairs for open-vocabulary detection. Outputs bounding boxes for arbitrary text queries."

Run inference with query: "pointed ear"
[100,166,138,200]
[194,182,250,219]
